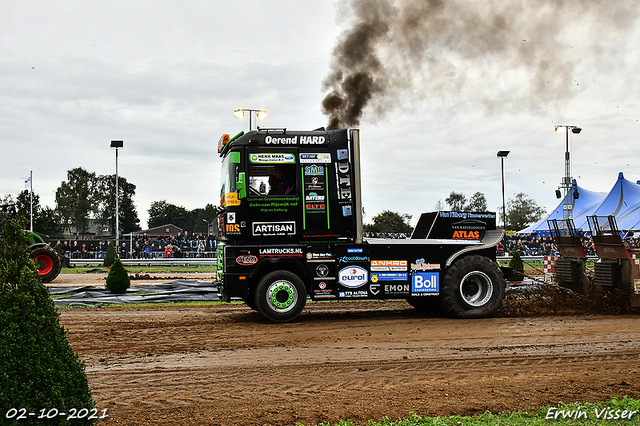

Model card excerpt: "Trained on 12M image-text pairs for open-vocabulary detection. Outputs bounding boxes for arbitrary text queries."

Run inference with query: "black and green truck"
[215,128,507,322]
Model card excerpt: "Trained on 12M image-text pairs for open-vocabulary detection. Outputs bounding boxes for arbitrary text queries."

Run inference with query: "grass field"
[305,397,640,425]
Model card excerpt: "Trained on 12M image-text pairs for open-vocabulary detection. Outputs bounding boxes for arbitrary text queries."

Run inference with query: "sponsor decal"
[227,212,236,223]
[223,192,240,207]
[452,230,481,240]
[252,221,296,236]
[369,284,380,295]
[338,255,368,264]
[338,290,368,298]
[439,212,496,219]
[385,283,410,295]
[300,153,331,163]
[225,223,241,234]
[451,219,488,230]
[306,252,332,260]
[236,255,258,266]
[373,272,408,281]
[305,193,325,202]
[249,197,299,214]
[347,248,363,253]
[314,281,332,297]
[371,260,408,272]
[304,165,325,175]
[338,266,368,288]
[259,247,303,257]
[412,272,439,293]
[305,203,326,211]
[264,135,327,145]
[315,264,329,277]
[411,258,441,270]
[335,148,353,215]
[249,153,295,163]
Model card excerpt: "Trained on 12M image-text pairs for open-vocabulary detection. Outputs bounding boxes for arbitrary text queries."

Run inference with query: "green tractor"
[25,230,62,283]
[1,203,62,283]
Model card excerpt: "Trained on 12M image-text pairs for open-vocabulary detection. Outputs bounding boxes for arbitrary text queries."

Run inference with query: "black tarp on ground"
[49,280,221,305]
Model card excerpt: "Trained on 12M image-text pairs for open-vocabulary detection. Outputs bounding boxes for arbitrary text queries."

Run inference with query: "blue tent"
[575,172,640,231]
[518,179,606,235]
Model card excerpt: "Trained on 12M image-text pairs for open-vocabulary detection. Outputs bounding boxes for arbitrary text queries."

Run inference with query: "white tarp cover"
[50,280,221,305]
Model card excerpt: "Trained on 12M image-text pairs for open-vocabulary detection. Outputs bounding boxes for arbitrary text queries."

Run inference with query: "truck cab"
[216,127,506,322]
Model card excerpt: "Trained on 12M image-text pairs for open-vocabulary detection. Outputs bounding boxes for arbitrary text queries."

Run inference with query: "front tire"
[30,246,62,283]
[254,271,306,322]
[441,255,505,319]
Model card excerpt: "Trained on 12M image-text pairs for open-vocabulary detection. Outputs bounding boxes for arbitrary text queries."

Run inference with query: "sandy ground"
[55,274,640,426]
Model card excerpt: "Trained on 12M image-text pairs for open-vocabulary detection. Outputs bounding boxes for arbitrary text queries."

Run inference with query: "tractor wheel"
[30,246,62,283]
[441,255,505,319]
[254,271,306,322]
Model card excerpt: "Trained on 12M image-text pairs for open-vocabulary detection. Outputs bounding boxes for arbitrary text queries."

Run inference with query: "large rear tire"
[441,255,505,319]
[30,246,62,283]
[254,271,306,322]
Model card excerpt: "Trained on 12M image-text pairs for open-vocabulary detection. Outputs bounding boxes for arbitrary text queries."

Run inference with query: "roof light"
[234,109,245,118]
[218,134,230,153]
[256,110,268,120]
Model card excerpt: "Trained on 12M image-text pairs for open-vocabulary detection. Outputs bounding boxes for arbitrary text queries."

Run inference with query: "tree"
[103,242,117,268]
[55,167,98,236]
[192,204,223,234]
[94,175,140,235]
[105,257,130,294]
[445,192,467,211]
[55,167,140,238]
[147,200,193,230]
[506,192,546,231]
[465,192,488,212]
[16,190,63,238]
[434,199,445,211]
[0,213,95,421]
[446,191,488,212]
[364,210,413,234]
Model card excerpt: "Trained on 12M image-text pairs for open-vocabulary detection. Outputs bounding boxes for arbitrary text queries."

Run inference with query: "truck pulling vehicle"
[215,128,507,322]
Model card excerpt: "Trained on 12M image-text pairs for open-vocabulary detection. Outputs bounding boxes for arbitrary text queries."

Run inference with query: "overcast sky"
[2,0,640,230]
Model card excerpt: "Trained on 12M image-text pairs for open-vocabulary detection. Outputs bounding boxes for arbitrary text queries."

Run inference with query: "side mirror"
[236,172,247,199]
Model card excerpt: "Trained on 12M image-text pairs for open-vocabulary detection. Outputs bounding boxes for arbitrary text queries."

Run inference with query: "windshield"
[220,153,240,207]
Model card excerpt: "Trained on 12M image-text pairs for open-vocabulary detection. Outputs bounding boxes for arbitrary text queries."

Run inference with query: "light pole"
[497,151,510,230]
[110,140,124,248]
[554,125,581,221]
[234,108,267,131]
[202,219,215,235]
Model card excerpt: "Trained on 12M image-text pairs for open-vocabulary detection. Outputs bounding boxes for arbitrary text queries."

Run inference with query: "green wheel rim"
[266,280,298,313]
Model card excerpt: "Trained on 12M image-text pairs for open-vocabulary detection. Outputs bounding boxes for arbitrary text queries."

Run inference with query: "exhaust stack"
[350,129,363,243]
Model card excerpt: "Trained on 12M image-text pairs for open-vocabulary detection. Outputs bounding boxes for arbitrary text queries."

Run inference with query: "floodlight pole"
[234,108,268,131]
[497,151,510,230]
[555,125,581,221]
[110,140,124,249]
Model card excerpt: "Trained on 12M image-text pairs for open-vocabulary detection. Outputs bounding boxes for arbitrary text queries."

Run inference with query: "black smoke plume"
[322,0,639,129]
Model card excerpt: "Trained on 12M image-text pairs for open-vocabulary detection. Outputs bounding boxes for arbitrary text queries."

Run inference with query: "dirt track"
[58,289,640,426]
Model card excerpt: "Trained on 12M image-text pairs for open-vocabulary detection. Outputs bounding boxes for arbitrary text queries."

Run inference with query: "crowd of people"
[55,231,217,260]
[363,232,410,239]
[54,229,640,261]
